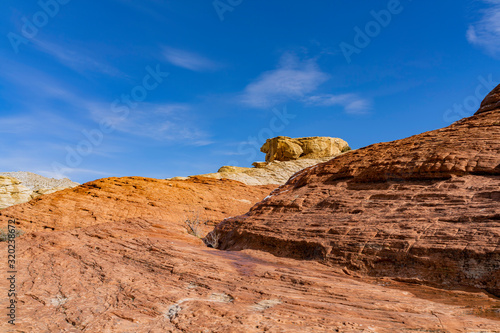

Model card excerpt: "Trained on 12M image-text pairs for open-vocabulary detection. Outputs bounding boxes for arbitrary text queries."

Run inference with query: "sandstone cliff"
[0,171,79,191]
[213,84,500,297]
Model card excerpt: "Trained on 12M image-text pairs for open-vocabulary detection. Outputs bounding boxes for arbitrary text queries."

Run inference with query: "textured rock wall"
[192,136,350,185]
[0,176,276,232]
[476,83,500,115]
[2,218,500,332]
[197,157,335,185]
[261,136,350,162]
[214,87,500,296]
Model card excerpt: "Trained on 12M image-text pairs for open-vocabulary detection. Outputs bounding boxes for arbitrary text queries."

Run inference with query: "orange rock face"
[477,84,500,115]
[215,86,500,297]
[2,219,500,332]
[0,176,276,232]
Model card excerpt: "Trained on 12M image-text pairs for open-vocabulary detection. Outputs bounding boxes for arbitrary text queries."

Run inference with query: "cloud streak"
[239,53,371,113]
[466,0,500,57]
[32,39,125,76]
[240,54,329,109]
[89,102,211,145]
[163,47,219,71]
[305,94,371,114]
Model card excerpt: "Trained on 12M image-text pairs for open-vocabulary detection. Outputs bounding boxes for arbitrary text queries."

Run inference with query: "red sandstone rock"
[1,219,499,332]
[476,83,500,115]
[0,176,276,233]
[215,87,500,297]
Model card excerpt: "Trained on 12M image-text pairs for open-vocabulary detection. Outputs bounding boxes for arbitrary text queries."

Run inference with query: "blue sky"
[1,0,499,183]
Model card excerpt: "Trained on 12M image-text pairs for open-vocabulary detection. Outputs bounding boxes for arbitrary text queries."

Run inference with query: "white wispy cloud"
[0,56,84,105]
[466,0,500,57]
[238,53,371,113]
[305,94,371,114]
[163,47,219,71]
[0,112,83,136]
[33,39,125,76]
[88,103,211,145]
[240,53,329,109]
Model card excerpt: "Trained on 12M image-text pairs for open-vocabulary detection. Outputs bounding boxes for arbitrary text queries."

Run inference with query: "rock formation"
[2,218,500,332]
[198,157,334,185]
[261,136,350,162]
[0,171,79,191]
[477,83,500,115]
[0,176,33,209]
[214,84,500,297]
[192,136,350,185]
[0,176,275,232]
[1,173,500,332]
[0,172,79,209]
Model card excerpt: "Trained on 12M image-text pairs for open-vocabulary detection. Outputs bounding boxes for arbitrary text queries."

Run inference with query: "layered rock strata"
[0,176,275,232]
[1,213,499,332]
[188,136,351,185]
[197,157,334,185]
[214,85,500,296]
[261,136,350,162]
[0,176,33,209]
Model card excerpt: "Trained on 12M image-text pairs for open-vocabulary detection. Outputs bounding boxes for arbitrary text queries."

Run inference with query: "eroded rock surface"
[0,176,275,232]
[2,218,500,332]
[476,83,500,115]
[0,176,33,209]
[215,89,500,297]
[261,136,350,162]
[198,157,334,185]
[0,172,79,210]
[0,171,79,191]
[192,136,350,186]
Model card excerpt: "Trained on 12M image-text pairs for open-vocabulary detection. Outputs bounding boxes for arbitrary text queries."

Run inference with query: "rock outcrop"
[0,176,33,209]
[2,218,500,332]
[0,176,276,232]
[476,83,500,115]
[198,157,334,185]
[261,136,350,162]
[0,171,79,191]
[193,136,350,185]
[0,172,79,209]
[214,85,500,296]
